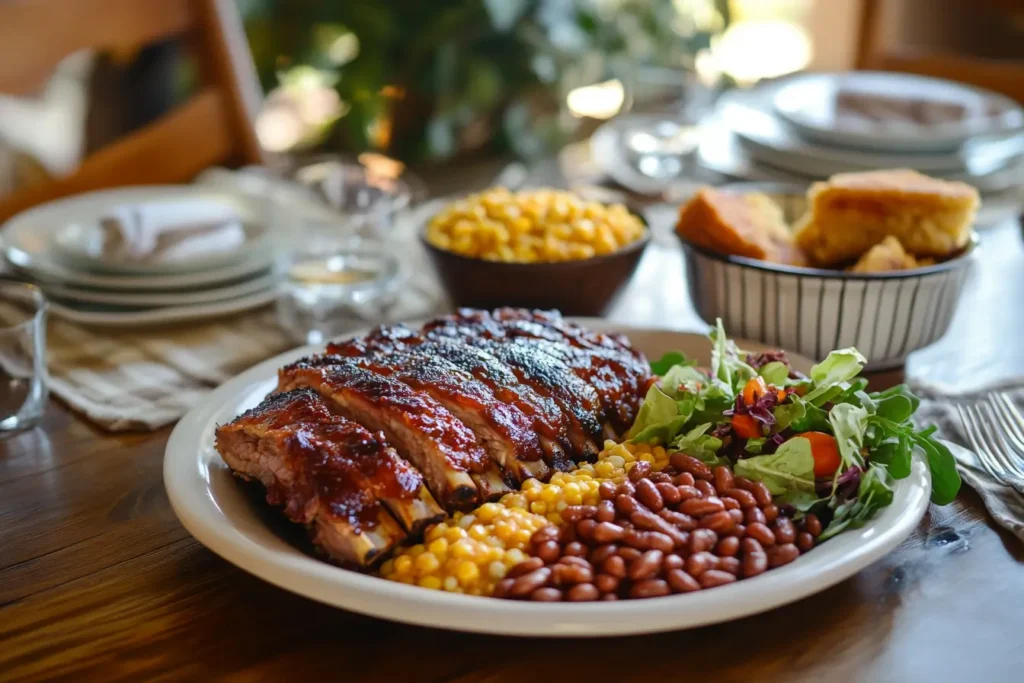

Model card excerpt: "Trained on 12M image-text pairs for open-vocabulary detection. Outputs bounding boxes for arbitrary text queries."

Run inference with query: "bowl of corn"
[421,187,650,316]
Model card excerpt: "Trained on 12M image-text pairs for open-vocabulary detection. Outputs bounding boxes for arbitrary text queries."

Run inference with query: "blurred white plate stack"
[0,185,280,326]
[695,72,1024,225]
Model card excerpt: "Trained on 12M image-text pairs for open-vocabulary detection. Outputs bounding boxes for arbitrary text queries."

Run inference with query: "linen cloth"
[910,378,1024,543]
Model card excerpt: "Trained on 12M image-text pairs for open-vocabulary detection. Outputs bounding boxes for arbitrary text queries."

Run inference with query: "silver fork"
[956,394,1024,495]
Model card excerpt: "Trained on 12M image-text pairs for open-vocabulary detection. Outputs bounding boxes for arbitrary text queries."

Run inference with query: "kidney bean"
[635,479,664,511]
[724,523,746,539]
[617,547,643,562]
[722,497,740,511]
[558,556,592,569]
[734,476,755,490]
[689,528,718,554]
[773,517,797,544]
[726,488,758,509]
[649,472,673,484]
[631,508,687,542]
[592,521,626,543]
[615,494,639,515]
[663,553,685,571]
[695,480,717,497]
[594,574,619,594]
[659,509,697,531]
[699,510,736,533]
[713,466,735,493]
[667,568,702,593]
[762,504,779,523]
[676,472,696,486]
[804,513,823,537]
[566,583,600,602]
[767,543,800,567]
[681,496,726,516]
[625,529,675,553]
[493,577,515,598]
[555,562,593,585]
[700,570,737,588]
[594,500,616,523]
[507,557,545,578]
[741,537,765,555]
[656,482,682,505]
[743,551,768,577]
[509,567,553,596]
[535,540,561,564]
[745,507,766,525]
[796,532,815,552]
[685,551,718,577]
[749,481,773,506]
[746,522,776,547]
[603,554,627,578]
[716,536,740,557]
[676,485,702,501]
[601,593,619,601]
[731,508,747,524]
[616,481,636,497]
[589,544,618,566]
[717,556,741,576]
[629,549,665,580]
[629,578,671,599]
[576,518,598,541]
[530,525,561,545]
[627,460,651,482]
[598,481,618,500]
[530,587,563,601]
[671,454,713,480]
[564,541,588,557]
[562,505,597,523]
[560,525,577,544]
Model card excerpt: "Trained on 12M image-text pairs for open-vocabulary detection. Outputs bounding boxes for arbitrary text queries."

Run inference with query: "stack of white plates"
[1,186,279,326]
[696,71,1024,224]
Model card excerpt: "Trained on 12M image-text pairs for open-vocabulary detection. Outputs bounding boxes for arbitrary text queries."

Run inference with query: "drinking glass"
[272,162,408,344]
[0,281,48,434]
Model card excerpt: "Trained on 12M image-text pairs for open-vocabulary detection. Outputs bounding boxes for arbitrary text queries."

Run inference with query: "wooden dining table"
[1,173,1022,681]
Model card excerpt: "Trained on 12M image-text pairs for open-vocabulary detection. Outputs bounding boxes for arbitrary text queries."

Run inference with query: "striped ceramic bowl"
[679,183,979,370]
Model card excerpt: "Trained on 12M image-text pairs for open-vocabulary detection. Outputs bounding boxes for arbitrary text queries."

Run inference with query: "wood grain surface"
[1,211,1022,681]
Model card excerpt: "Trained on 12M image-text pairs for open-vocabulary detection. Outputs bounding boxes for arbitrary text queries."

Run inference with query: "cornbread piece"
[278,359,503,510]
[675,188,806,265]
[215,389,446,567]
[794,169,978,266]
[850,236,934,273]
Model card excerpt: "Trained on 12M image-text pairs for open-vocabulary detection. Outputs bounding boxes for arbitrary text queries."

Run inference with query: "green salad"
[627,321,959,541]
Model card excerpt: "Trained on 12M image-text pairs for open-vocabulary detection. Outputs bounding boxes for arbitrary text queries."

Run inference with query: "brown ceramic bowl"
[420,216,650,316]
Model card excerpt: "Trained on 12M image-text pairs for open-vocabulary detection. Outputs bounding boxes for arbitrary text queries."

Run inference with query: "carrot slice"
[731,414,762,439]
[742,377,768,406]
[799,432,842,477]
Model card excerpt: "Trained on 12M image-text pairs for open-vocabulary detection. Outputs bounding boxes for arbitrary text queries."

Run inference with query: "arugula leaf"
[868,432,912,478]
[709,319,756,395]
[745,437,767,455]
[829,403,868,469]
[789,399,832,433]
[810,348,867,386]
[819,465,894,540]
[758,361,790,387]
[671,423,728,465]
[733,438,816,496]
[875,394,915,423]
[625,385,679,440]
[650,351,692,376]
[910,433,961,505]
[776,490,822,512]
[773,400,806,431]
[870,384,921,414]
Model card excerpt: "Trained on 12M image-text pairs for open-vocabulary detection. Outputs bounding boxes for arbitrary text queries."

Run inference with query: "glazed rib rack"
[215,308,653,568]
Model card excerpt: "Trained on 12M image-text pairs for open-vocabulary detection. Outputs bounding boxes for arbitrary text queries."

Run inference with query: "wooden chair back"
[0,0,264,223]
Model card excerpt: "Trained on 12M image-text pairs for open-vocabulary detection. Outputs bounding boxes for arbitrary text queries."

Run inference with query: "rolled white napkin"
[909,377,1024,543]
[98,198,246,264]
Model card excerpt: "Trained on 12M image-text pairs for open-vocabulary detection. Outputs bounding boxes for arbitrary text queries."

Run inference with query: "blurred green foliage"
[239,0,728,162]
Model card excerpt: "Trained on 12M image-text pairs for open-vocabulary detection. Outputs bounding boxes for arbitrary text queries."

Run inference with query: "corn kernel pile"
[425,187,646,263]
[379,441,671,595]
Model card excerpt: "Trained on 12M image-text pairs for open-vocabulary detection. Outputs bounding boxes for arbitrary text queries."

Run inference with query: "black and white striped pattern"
[682,242,974,370]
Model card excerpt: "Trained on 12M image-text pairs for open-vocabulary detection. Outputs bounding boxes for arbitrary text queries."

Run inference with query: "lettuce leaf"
[670,423,727,465]
[757,361,790,387]
[625,385,679,440]
[649,351,692,376]
[829,402,868,469]
[733,437,816,496]
[819,465,894,540]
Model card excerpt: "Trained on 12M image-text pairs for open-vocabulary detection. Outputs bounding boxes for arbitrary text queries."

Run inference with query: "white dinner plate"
[720,85,1024,177]
[773,71,1024,153]
[164,321,931,636]
[2,188,275,290]
[50,288,276,327]
[41,272,277,307]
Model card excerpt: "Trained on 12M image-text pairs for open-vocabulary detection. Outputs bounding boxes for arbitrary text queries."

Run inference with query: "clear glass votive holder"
[0,280,48,434]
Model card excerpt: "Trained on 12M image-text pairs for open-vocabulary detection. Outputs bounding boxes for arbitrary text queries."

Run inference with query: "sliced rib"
[215,388,443,567]
[278,358,506,510]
